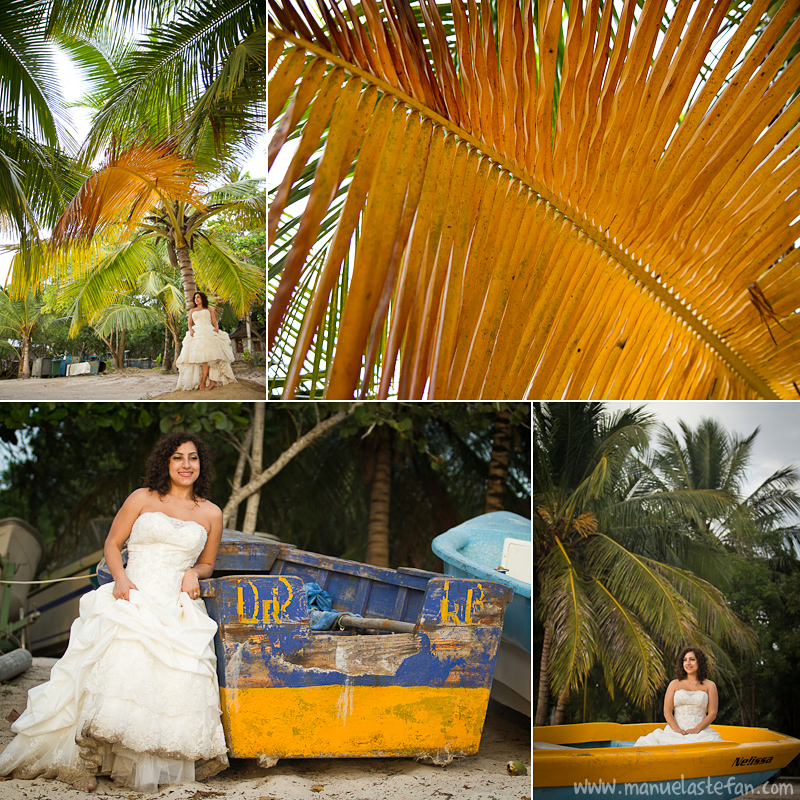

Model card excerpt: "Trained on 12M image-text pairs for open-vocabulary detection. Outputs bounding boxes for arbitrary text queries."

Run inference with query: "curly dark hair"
[144,432,212,499]
[676,646,709,683]
[193,291,209,309]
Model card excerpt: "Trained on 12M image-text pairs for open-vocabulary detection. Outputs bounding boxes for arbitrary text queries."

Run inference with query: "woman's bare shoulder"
[197,497,222,520]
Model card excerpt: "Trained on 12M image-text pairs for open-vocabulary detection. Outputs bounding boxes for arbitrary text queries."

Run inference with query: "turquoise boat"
[431,511,531,716]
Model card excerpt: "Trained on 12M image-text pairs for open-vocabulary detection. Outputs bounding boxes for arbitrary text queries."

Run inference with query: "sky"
[603,401,800,499]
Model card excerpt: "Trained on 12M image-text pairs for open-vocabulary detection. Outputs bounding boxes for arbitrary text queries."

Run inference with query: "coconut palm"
[0,0,84,247]
[533,402,757,726]
[269,1,800,399]
[649,418,800,562]
[9,148,266,317]
[0,290,52,378]
[7,0,265,312]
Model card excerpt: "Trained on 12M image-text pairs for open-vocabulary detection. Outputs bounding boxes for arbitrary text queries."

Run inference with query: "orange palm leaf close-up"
[268,0,800,400]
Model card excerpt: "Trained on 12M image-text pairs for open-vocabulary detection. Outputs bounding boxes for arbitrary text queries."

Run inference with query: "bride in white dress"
[0,433,229,792]
[176,291,236,391]
[635,647,722,746]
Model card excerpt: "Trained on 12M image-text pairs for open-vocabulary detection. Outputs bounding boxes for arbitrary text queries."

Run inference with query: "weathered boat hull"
[432,512,531,716]
[201,533,513,763]
[533,722,800,800]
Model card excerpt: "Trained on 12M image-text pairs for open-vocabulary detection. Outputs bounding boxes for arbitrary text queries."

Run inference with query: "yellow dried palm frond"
[269,1,800,400]
[52,142,206,246]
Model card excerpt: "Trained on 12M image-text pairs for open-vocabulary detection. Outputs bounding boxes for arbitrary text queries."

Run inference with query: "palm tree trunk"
[366,431,392,567]
[162,323,173,371]
[485,408,512,512]
[535,622,553,726]
[553,690,570,725]
[175,243,198,311]
[19,333,30,378]
[114,328,126,369]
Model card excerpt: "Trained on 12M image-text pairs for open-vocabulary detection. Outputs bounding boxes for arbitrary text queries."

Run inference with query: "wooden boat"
[198,531,513,765]
[0,518,45,649]
[533,722,800,800]
[27,518,112,656]
[432,511,531,716]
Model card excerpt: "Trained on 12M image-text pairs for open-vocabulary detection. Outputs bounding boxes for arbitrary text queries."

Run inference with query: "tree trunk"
[365,430,392,567]
[221,406,359,523]
[175,243,198,311]
[114,328,126,369]
[485,408,512,512]
[224,425,255,529]
[535,622,553,726]
[553,690,569,725]
[162,322,173,371]
[18,333,30,378]
[242,404,265,535]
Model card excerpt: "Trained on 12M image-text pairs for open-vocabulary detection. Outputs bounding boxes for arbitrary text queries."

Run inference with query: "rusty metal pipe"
[337,615,415,634]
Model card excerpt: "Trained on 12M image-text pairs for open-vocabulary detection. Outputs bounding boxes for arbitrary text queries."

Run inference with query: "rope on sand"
[0,573,98,585]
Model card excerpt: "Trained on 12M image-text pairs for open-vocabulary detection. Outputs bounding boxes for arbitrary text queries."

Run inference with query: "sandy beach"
[0,658,532,799]
[0,366,266,401]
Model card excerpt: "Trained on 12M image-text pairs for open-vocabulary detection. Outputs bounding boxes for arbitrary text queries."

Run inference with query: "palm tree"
[268,1,800,399]
[0,290,51,378]
[8,1,266,312]
[0,0,83,248]
[533,402,757,726]
[21,147,265,316]
[650,418,800,563]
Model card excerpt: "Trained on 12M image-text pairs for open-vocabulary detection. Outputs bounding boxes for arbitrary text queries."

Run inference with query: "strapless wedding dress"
[176,308,237,390]
[635,689,722,746]
[0,512,228,791]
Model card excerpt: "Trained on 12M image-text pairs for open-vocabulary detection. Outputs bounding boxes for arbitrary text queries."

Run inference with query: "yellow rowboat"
[533,722,800,799]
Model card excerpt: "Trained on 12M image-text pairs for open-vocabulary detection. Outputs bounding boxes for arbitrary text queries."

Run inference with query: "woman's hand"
[683,726,701,735]
[112,574,138,601]
[669,724,685,735]
[182,568,201,600]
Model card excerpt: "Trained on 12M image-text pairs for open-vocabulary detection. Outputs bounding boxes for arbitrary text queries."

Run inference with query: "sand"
[0,658,532,800]
[0,367,266,401]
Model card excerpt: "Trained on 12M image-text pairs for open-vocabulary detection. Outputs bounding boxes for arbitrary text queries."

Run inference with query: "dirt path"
[0,659,531,800]
[0,367,266,401]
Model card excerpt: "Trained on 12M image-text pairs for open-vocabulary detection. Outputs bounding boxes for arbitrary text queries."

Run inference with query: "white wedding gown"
[0,512,229,791]
[635,689,722,746]
[175,308,237,390]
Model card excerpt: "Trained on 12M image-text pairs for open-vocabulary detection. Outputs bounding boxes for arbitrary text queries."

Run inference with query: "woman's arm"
[663,681,683,733]
[181,505,223,597]
[188,308,195,336]
[104,488,147,600]
[210,306,220,333]
[684,683,718,735]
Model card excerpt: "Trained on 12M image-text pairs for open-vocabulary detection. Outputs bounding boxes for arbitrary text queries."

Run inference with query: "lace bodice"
[191,308,214,332]
[673,689,708,729]
[124,512,208,598]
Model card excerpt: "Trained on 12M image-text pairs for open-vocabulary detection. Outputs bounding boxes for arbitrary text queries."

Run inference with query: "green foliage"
[0,402,256,568]
[258,402,531,568]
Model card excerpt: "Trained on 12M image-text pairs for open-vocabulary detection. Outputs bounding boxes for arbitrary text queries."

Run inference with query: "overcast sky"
[603,401,800,499]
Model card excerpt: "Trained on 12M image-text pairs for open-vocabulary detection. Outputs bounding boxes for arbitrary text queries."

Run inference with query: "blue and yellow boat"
[198,531,513,765]
[533,722,800,799]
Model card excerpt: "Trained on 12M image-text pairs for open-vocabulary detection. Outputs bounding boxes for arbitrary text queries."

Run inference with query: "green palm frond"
[84,0,265,162]
[648,559,759,656]
[589,578,666,707]
[92,302,161,336]
[587,534,698,650]
[538,537,598,700]
[191,232,265,316]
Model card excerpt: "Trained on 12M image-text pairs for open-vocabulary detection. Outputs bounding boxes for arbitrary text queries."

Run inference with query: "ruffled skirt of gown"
[175,313,236,391]
[0,583,229,791]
